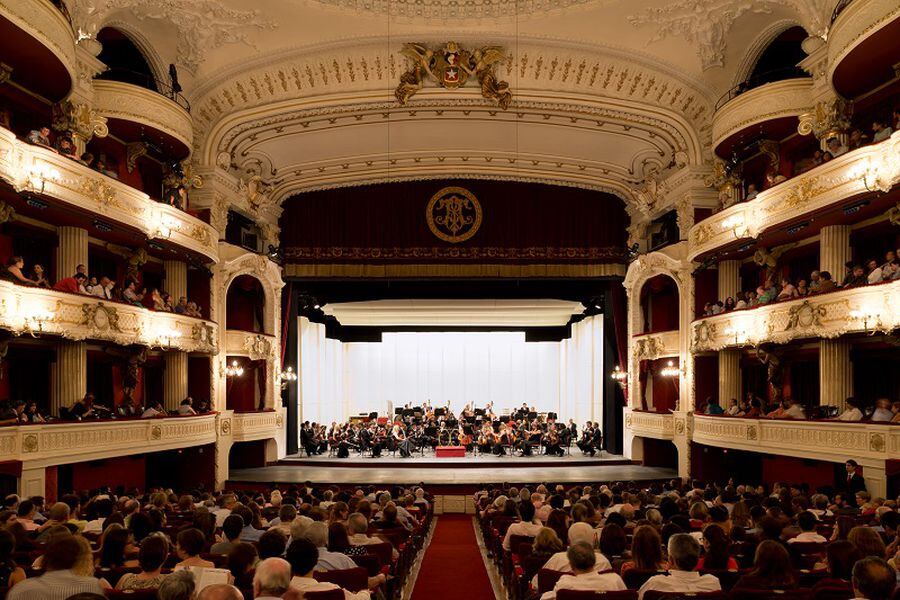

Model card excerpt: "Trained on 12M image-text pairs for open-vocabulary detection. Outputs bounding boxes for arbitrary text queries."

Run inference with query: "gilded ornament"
[221,419,232,434]
[784,300,826,331]
[0,200,15,225]
[80,177,118,208]
[396,43,512,109]
[778,177,825,211]
[275,414,284,427]
[747,425,758,441]
[150,425,162,440]
[869,433,885,452]
[624,413,633,428]
[126,142,148,174]
[675,419,685,435]
[22,434,38,453]
[426,186,482,243]
[81,303,122,333]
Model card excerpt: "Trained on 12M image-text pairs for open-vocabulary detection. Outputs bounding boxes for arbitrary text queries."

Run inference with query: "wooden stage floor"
[228,451,676,486]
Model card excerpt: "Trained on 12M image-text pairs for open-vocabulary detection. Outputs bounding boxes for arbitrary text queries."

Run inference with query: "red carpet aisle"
[409,515,496,600]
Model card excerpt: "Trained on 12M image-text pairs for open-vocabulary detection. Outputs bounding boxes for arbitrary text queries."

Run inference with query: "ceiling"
[70,0,839,215]
[322,298,586,326]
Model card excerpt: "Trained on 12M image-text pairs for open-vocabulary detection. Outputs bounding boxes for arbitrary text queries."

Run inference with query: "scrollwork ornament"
[747,425,758,441]
[150,425,162,440]
[784,300,826,331]
[624,413,633,429]
[22,434,38,453]
[869,433,885,453]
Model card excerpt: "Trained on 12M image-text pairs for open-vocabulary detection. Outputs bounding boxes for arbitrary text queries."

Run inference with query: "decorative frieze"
[624,409,675,440]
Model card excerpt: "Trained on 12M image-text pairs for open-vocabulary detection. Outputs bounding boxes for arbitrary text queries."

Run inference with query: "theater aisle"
[410,514,497,600]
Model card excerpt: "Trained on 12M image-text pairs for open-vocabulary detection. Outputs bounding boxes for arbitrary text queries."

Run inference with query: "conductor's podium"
[435,446,466,458]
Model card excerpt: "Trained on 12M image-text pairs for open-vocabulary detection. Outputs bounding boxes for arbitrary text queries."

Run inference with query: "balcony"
[828,0,900,98]
[228,410,284,443]
[692,414,899,466]
[0,413,218,465]
[690,279,899,352]
[92,79,193,159]
[225,330,277,361]
[0,126,219,263]
[0,280,219,353]
[0,0,76,102]
[713,78,812,156]
[632,330,680,361]
[688,131,900,261]
[624,409,675,440]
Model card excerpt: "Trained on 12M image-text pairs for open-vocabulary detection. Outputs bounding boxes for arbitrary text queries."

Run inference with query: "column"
[163,260,187,303]
[819,338,852,411]
[718,349,742,406]
[717,260,740,301]
[51,341,86,416]
[56,226,88,279]
[819,225,851,281]
[163,351,188,411]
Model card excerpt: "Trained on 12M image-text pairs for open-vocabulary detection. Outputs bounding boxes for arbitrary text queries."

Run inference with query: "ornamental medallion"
[426,187,482,243]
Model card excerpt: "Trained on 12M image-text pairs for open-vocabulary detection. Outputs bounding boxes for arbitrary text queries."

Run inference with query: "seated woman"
[174,527,215,569]
[697,524,737,570]
[620,525,668,574]
[776,278,799,301]
[733,540,798,590]
[30,264,50,288]
[227,542,258,590]
[4,257,37,286]
[97,524,139,569]
[833,397,863,421]
[531,527,565,563]
[810,540,859,597]
[328,521,367,557]
[117,534,170,591]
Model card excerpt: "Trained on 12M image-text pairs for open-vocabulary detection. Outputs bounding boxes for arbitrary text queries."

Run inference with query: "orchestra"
[300,404,603,459]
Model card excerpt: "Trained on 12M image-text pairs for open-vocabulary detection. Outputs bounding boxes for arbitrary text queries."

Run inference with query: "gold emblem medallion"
[426,186,482,243]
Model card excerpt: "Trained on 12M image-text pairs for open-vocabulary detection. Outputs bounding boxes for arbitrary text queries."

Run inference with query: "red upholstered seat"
[622,569,668,589]
[729,588,812,600]
[313,566,369,592]
[104,589,160,599]
[364,541,395,566]
[642,592,728,600]
[302,589,345,600]
[538,568,567,596]
[557,591,638,600]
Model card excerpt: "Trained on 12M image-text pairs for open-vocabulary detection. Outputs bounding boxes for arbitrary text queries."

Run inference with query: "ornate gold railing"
[690,279,899,351]
[0,280,218,353]
[624,409,675,440]
[688,131,900,260]
[0,127,219,262]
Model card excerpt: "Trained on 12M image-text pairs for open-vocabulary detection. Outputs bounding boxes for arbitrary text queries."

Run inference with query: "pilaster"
[718,349,742,407]
[164,260,188,303]
[51,340,86,416]
[163,351,188,411]
[717,260,741,302]
[56,226,88,280]
[820,225,851,282]
[819,338,852,411]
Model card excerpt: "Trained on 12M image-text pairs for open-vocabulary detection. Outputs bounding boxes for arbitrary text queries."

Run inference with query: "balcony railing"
[689,130,900,260]
[92,80,193,153]
[96,68,191,112]
[0,413,219,464]
[0,280,218,353]
[229,410,284,443]
[712,77,812,150]
[0,127,219,263]
[691,279,899,351]
[715,68,810,111]
[692,414,899,465]
[624,409,676,440]
[225,330,277,361]
[632,330,680,361]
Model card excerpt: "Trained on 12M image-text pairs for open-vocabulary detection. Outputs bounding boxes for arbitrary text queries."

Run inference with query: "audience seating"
[314,566,369,592]
[557,591,639,600]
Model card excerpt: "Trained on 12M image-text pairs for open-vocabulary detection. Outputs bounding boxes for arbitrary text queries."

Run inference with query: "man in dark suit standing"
[844,459,867,494]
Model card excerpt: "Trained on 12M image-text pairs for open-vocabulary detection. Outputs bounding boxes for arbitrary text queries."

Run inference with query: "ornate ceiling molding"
[627,0,825,71]
[305,0,604,21]
[70,0,277,73]
[190,37,714,153]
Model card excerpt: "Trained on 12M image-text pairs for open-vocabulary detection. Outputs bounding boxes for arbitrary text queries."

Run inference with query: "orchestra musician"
[576,421,603,456]
[392,423,413,458]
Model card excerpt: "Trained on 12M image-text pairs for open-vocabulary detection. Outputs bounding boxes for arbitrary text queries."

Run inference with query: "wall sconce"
[610,365,628,390]
[19,306,54,335]
[25,163,61,194]
[849,308,881,333]
[278,366,298,390]
[724,326,750,345]
[154,326,182,349]
[151,213,182,240]
[225,360,245,378]
[721,214,750,239]
[660,360,682,378]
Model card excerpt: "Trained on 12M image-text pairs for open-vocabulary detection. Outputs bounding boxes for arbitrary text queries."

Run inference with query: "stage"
[228,452,676,486]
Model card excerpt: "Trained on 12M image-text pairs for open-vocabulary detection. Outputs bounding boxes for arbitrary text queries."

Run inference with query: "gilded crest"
[396,42,512,108]
[81,302,121,333]
[426,187,482,243]
[869,433,885,452]
[784,300,826,331]
[22,434,38,453]
[150,425,162,440]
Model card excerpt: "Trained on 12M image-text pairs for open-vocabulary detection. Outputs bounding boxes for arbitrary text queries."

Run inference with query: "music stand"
[394,408,403,415]
[435,408,446,416]
[474,408,485,416]
[499,415,510,423]
[527,411,537,420]
[369,412,378,419]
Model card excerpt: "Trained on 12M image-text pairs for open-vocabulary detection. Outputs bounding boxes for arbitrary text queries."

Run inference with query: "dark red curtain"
[281,179,627,265]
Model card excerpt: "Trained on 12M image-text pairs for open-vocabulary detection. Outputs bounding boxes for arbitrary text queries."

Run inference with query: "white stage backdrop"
[298,316,603,426]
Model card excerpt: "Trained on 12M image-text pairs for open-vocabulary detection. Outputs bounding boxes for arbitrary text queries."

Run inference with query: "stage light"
[225,360,245,377]
[279,366,298,389]
[611,365,627,390]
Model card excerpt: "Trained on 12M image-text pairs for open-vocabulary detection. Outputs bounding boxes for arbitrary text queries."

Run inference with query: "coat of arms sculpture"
[395,42,512,109]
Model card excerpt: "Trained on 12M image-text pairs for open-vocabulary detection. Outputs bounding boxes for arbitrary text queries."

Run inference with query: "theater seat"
[557,590,638,600]
[729,588,812,600]
[313,566,369,592]
[105,589,160,599]
[642,592,728,600]
[538,568,567,596]
[622,569,668,589]
[302,589,345,600]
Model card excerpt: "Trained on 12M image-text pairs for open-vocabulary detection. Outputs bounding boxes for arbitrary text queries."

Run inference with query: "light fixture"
[25,163,61,194]
[660,360,682,378]
[154,325,182,349]
[610,365,627,390]
[720,214,749,239]
[724,326,749,345]
[19,306,54,335]
[279,365,298,390]
[151,212,182,240]
[849,308,881,333]
[225,360,245,378]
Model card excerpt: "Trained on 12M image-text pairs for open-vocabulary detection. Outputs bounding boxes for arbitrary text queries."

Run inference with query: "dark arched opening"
[226,275,266,333]
[95,27,158,91]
